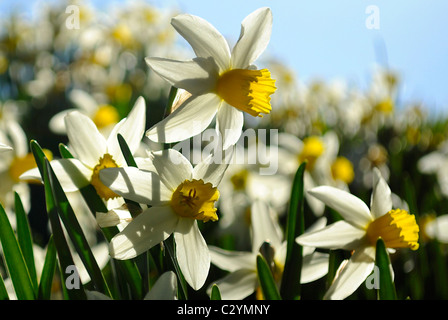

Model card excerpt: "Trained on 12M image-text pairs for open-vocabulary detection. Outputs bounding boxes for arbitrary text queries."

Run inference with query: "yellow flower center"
[375,98,394,114]
[366,209,419,250]
[111,24,134,48]
[92,105,120,129]
[331,156,355,184]
[215,68,276,117]
[230,169,249,191]
[170,179,219,222]
[298,136,324,170]
[9,149,53,183]
[91,153,120,200]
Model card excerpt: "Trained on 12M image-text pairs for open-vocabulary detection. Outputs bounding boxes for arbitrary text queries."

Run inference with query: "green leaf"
[164,235,188,300]
[117,133,138,168]
[78,184,144,299]
[55,140,143,299]
[58,143,74,159]
[280,162,306,300]
[0,203,35,300]
[116,133,143,218]
[31,141,86,300]
[164,86,178,118]
[42,159,87,300]
[37,236,57,300]
[0,273,9,300]
[44,153,112,297]
[210,284,222,300]
[256,254,281,300]
[375,238,397,300]
[14,192,38,292]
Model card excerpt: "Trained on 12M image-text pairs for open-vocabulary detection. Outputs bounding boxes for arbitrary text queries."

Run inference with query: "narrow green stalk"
[0,203,35,300]
[257,254,281,300]
[14,192,38,292]
[375,238,397,300]
[280,162,306,300]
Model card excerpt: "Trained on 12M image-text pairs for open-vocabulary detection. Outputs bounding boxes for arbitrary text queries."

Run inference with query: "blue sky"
[162,0,448,116]
[2,0,447,116]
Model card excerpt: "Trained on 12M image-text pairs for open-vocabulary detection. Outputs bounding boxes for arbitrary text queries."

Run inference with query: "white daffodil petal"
[209,245,256,272]
[100,167,171,205]
[65,111,107,168]
[171,13,231,72]
[145,57,217,95]
[109,206,178,260]
[296,220,366,251]
[29,158,91,192]
[192,148,233,187]
[370,167,393,219]
[251,200,282,252]
[301,251,330,284]
[144,271,178,300]
[0,142,12,153]
[96,206,132,228]
[231,7,273,69]
[6,121,28,157]
[323,247,376,300]
[49,109,74,134]
[216,103,244,150]
[208,269,258,300]
[308,186,373,228]
[151,149,193,191]
[146,93,220,144]
[134,157,157,172]
[106,96,146,164]
[174,219,210,290]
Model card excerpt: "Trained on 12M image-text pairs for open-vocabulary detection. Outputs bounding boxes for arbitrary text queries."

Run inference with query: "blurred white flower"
[418,140,448,197]
[276,131,353,216]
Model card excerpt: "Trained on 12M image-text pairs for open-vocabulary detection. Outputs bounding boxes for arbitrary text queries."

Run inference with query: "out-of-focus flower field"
[0,1,447,301]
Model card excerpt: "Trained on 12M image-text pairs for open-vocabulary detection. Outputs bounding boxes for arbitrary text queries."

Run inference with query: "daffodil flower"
[145,7,276,150]
[296,168,419,300]
[207,200,329,300]
[20,97,148,202]
[99,148,232,290]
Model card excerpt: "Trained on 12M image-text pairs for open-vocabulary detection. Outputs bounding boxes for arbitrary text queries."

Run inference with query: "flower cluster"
[0,1,447,301]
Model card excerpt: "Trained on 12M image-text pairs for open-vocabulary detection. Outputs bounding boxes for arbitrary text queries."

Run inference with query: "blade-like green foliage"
[210,284,222,300]
[280,162,306,300]
[257,254,281,300]
[14,192,38,292]
[375,238,397,300]
[0,203,35,300]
